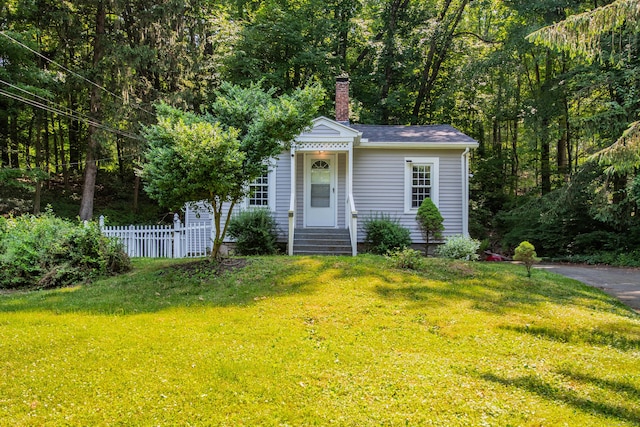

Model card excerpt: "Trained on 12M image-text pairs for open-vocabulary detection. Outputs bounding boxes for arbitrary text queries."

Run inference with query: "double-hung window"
[247,173,270,207]
[404,157,439,212]
[245,167,276,210]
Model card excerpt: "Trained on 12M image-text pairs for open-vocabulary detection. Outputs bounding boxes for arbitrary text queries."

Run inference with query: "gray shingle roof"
[350,124,476,144]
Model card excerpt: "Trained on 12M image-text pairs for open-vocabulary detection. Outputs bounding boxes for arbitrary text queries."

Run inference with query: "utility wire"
[0,88,145,142]
[0,30,155,118]
[0,78,97,125]
[0,84,146,169]
[1,152,141,171]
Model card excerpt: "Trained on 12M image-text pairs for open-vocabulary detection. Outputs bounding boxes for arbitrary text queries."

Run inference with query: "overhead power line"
[0,87,145,142]
[0,78,96,125]
[0,30,155,118]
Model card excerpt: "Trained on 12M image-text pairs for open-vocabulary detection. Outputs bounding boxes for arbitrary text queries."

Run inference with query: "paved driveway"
[536,264,640,313]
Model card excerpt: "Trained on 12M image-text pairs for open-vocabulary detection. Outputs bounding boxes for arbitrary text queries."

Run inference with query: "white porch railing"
[99,214,211,258]
[288,192,295,256]
[347,194,358,256]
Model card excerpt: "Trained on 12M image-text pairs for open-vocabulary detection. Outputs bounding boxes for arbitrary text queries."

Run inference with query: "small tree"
[513,241,540,277]
[416,198,444,255]
[140,82,324,259]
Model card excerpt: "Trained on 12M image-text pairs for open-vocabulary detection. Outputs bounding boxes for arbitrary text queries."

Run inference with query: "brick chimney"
[335,75,349,125]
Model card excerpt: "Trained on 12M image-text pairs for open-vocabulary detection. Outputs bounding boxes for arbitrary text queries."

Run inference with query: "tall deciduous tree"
[140,82,324,258]
[78,0,105,221]
[528,0,640,175]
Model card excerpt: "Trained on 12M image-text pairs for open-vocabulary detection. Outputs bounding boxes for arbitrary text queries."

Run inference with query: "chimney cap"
[336,74,349,82]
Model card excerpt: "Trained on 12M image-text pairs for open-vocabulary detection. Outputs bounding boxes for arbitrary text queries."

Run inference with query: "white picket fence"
[99,214,212,258]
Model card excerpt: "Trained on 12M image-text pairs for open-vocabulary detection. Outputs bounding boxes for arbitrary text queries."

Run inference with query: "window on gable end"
[404,157,439,213]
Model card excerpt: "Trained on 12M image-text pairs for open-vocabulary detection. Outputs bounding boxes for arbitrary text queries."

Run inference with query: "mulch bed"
[166,257,249,277]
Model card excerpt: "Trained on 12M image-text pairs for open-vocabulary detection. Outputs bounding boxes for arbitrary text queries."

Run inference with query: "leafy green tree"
[224,0,335,93]
[416,198,444,255]
[527,0,640,176]
[527,0,640,62]
[140,82,324,259]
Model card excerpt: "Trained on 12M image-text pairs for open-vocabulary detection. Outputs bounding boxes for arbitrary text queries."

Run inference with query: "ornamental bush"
[0,212,131,289]
[227,208,278,255]
[435,235,480,261]
[513,241,540,277]
[416,198,444,255]
[386,247,424,270]
[363,213,412,255]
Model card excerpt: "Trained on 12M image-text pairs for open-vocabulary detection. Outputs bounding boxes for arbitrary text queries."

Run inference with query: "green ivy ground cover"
[0,256,638,426]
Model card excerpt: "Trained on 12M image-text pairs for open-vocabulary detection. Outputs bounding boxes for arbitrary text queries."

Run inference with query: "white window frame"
[243,166,277,211]
[404,157,439,213]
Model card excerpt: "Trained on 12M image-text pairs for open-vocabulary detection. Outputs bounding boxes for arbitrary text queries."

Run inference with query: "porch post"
[461,147,470,237]
[288,146,296,255]
[348,144,358,256]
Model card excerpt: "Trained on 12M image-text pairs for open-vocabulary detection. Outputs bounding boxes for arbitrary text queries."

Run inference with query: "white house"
[186,77,478,256]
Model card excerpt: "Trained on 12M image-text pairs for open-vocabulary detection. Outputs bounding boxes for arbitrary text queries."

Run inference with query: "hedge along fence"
[99,214,211,258]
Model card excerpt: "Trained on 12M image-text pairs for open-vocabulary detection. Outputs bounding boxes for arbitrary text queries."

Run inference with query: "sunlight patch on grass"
[0,256,638,425]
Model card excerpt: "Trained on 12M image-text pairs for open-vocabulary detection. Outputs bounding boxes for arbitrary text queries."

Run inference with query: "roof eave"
[357,141,479,149]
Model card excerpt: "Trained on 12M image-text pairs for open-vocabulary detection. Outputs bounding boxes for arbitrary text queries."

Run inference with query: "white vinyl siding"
[352,149,463,243]
[184,153,288,242]
[184,147,467,246]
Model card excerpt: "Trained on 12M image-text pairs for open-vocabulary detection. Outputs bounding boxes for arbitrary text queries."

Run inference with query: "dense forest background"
[1,0,638,263]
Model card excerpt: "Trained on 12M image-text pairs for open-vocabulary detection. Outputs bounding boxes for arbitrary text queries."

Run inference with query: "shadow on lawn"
[502,322,640,352]
[374,262,634,317]
[0,256,400,316]
[557,368,640,401]
[477,371,640,425]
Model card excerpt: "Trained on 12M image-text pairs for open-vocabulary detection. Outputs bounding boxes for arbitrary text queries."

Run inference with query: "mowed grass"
[0,256,639,426]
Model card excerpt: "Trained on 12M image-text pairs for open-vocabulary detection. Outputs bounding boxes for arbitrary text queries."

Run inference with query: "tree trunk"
[511,118,519,195]
[211,198,236,260]
[380,0,409,123]
[44,112,50,175]
[79,0,106,221]
[540,49,554,195]
[51,113,60,174]
[0,104,9,167]
[540,121,551,195]
[57,116,70,189]
[411,0,469,124]
[557,113,569,180]
[68,92,81,173]
[33,110,43,215]
[9,114,19,168]
[133,173,140,214]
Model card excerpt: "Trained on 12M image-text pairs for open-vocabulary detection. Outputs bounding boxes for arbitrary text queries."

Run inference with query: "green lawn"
[1,256,639,426]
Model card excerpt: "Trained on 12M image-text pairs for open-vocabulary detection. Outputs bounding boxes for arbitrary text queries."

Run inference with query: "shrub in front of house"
[227,208,278,255]
[386,247,424,270]
[416,198,444,255]
[0,212,131,289]
[435,235,481,261]
[363,213,412,255]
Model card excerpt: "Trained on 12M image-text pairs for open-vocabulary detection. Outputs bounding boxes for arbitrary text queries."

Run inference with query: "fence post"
[99,215,105,230]
[173,213,182,259]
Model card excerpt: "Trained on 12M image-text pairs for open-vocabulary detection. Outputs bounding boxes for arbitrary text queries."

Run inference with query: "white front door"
[305,154,336,227]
